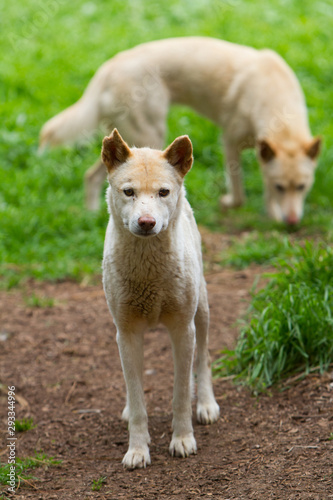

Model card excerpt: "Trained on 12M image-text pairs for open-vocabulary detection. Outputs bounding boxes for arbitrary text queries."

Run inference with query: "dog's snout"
[285,213,299,225]
[138,216,156,231]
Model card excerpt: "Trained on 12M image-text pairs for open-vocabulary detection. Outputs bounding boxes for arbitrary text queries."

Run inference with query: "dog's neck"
[254,97,311,146]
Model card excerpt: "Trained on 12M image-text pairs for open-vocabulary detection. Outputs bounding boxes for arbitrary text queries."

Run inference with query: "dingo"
[102,129,219,469]
[40,37,321,224]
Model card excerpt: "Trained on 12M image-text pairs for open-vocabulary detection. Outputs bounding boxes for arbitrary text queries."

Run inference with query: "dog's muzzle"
[136,216,157,236]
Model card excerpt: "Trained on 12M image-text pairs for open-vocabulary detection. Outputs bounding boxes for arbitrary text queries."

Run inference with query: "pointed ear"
[163,135,193,177]
[305,136,321,160]
[101,129,132,172]
[257,140,276,163]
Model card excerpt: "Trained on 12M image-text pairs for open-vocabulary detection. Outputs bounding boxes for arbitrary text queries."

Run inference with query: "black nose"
[138,216,156,231]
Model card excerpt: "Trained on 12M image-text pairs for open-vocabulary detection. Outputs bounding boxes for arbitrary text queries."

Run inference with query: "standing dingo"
[102,129,219,469]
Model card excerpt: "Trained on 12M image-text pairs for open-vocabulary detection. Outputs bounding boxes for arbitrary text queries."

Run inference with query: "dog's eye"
[159,189,170,197]
[275,184,286,193]
[123,188,134,197]
[296,184,305,191]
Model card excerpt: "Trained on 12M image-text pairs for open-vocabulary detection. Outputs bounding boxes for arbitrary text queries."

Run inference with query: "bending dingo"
[40,37,321,224]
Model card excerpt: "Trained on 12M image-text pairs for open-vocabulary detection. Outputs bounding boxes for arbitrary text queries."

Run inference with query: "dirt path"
[0,245,332,498]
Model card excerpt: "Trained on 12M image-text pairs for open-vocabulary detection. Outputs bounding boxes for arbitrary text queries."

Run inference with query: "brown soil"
[0,231,332,499]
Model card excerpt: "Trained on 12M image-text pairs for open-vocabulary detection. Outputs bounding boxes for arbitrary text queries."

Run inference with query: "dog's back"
[39,37,259,149]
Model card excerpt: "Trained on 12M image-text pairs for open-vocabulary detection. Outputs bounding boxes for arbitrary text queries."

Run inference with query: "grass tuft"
[91,476,107,491]
[214,242,333,391]
[14,418,36,432]
[0,452,62,488]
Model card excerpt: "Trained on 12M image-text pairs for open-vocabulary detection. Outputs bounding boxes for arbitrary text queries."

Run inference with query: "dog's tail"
[38,63,109,152]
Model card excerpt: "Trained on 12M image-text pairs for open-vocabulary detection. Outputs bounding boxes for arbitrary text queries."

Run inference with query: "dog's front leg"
[168,320,197,458]
[220,139,245,209]
[195,284,220,424]
[116,329,151,469]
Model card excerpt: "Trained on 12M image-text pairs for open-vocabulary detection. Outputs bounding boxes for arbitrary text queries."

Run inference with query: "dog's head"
[101,129,193,238]
[257,137,321,225]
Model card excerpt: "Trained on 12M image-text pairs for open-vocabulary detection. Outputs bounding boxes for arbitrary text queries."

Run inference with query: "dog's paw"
[220,194,243,209]
[169,434,197,458]
[122,446,151,470]
[197,401,220,425]
[121,405,129,422]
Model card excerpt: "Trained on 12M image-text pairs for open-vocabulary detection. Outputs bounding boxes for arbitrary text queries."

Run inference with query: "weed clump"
[214,242,333,390]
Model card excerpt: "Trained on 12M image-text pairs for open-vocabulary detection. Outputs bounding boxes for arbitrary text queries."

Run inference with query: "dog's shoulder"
[258,48,298,82]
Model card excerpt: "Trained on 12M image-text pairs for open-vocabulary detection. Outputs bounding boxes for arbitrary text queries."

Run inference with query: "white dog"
[102,129,219,469]
[40,37,321,224]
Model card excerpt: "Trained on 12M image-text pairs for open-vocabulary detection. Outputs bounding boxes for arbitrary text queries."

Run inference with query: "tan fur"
[39,37,321,223]
[102,130,219,469]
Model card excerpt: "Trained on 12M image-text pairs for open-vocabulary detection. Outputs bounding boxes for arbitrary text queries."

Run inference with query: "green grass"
[91,476,107,492]
[214,242,333,391]
[14,418,36,432]
[1,0,333,287]
[221,228,333,269]
[24,293,55,308]
[221,231,293,269]
[0,452,62,489]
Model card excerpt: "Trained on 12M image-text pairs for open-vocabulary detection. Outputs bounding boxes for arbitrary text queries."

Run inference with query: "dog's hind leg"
[167,319,197,458]
[116,328,151,469]
[220,138,245,209]
[84,159,107,210]
[195,281,220,424]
